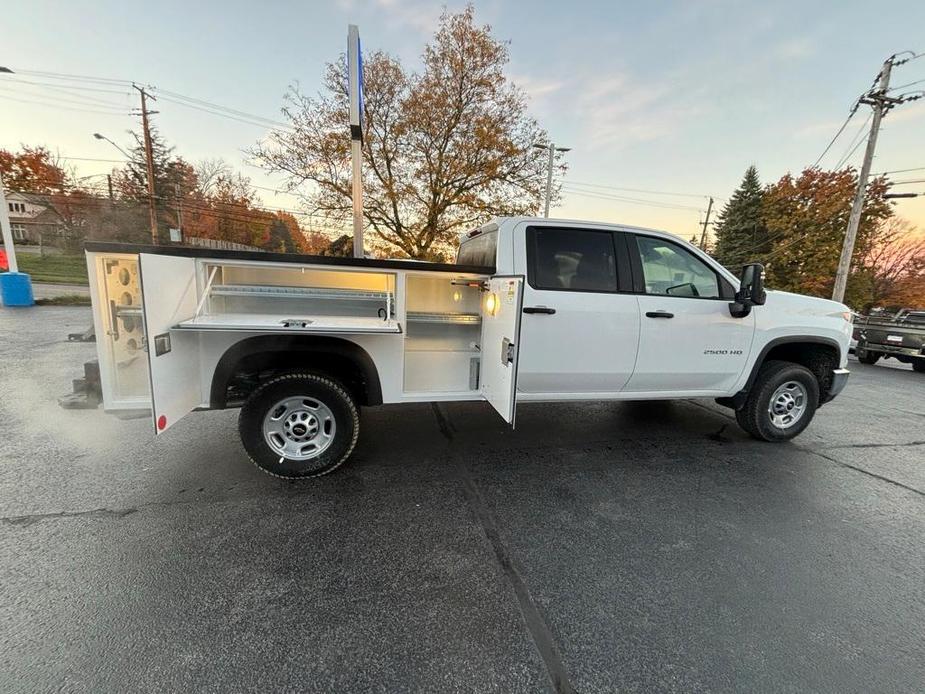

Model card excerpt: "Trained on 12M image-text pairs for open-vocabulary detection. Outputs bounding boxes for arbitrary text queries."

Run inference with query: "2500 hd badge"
[704,349,744,355]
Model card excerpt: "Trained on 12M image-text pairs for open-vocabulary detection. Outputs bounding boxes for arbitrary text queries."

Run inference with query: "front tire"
[239,372,359,479]
[913,360,925,373]
[736,360,819,442]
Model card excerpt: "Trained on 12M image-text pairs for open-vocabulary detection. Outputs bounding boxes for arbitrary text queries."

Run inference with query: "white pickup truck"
[82,217,851,479]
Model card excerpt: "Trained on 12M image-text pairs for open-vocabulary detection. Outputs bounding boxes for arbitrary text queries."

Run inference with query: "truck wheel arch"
[209,335,383,409]
[724,336,842,409]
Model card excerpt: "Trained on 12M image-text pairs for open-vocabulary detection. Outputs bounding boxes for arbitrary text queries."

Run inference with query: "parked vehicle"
[854,309,925,372]
[78,217,852,479]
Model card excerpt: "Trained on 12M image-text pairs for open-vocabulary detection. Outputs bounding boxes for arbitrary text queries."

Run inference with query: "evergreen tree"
[712,166,768,271]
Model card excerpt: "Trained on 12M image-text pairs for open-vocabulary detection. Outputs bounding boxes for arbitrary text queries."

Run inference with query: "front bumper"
[822,368,850,404]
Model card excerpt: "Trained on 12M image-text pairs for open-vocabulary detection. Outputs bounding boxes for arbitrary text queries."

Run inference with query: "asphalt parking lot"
[1,306,923,693]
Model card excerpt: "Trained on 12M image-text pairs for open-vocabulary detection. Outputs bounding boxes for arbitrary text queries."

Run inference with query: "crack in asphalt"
[822,440,925,450]
[1,507,138,527]
[800,448,925,497]
[682,399,925,497]
[431,403,576,694]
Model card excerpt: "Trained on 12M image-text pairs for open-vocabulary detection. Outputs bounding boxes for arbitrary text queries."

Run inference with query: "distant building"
[4,190,65,245]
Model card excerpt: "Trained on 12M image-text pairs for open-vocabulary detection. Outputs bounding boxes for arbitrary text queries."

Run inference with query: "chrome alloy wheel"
[767,381,808,429]
[262,396,336,460]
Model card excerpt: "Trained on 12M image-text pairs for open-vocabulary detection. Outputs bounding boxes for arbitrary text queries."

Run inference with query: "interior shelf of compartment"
[175,313,401,334]
[211,284,391,302]
[403,274,484,392]
[406,311,480,324]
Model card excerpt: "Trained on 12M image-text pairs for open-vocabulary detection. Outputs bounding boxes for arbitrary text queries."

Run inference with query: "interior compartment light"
[485,293,498,316]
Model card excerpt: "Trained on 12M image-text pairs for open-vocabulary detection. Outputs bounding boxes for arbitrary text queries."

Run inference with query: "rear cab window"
[456,230,498,268]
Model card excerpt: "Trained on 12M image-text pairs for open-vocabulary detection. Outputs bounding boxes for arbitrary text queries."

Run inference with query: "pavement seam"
[684,399,925,498]
[431,403,577,694]
[798,447,925,498]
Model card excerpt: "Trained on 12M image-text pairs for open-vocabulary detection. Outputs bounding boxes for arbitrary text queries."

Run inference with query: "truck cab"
[81,217,852,479]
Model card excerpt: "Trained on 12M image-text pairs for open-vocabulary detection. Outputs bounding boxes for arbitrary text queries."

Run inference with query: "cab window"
[635,236,720,299]
[527,227,618,292]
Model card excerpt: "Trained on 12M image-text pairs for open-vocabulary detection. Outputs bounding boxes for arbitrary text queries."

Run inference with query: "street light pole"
[93,132,131,159]
[534,142,571,218]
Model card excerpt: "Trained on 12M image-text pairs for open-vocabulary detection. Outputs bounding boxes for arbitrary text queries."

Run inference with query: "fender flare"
[209,334,383,409]
[724,335,842,409]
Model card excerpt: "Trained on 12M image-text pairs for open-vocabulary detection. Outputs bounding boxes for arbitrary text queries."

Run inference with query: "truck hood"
[764,289,850,318]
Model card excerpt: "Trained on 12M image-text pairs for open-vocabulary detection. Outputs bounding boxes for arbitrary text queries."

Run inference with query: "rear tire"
[238,372,359,479]
[736,360,819,442]
[857,348,880,365]
[913,360,925,373]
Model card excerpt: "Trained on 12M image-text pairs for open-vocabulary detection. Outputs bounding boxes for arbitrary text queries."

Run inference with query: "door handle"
[523,306,556,315]
[645,311,674,319]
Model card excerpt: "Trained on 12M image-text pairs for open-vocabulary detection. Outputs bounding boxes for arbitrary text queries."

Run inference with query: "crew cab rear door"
[139,253,202,434]
[480,276,524,425]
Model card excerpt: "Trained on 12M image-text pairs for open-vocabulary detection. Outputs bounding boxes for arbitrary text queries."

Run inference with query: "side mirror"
[729,263,766,318]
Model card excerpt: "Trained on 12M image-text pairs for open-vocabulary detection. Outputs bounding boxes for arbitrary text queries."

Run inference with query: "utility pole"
[534,142,571,217]
[134,84,159,245]
[832,59,894,302]
[175,183,183,231]
[699,197,714,249]
[106,174,114,202]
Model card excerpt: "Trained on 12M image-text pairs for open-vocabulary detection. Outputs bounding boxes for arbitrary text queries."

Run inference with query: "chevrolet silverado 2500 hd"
[82,217,852,479]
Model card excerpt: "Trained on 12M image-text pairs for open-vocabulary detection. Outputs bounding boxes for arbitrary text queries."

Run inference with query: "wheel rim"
[262,396,336,461]
[767,381,808,429]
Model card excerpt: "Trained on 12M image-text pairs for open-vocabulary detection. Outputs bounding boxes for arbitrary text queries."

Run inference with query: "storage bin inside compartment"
[403,275,483,393]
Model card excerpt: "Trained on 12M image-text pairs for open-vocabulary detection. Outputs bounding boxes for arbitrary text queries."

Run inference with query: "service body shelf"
[175,313,402,334]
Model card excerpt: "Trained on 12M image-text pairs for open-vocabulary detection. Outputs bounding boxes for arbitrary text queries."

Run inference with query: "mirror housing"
[728,263,766,318]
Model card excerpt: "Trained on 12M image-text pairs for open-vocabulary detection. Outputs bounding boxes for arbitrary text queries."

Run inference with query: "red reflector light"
[157,415,167,430]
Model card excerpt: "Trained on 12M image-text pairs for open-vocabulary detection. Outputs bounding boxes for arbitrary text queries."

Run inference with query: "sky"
[2,0,924,243]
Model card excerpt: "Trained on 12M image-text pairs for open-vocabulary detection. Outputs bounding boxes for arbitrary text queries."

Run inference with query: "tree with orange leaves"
[761,168,892,308]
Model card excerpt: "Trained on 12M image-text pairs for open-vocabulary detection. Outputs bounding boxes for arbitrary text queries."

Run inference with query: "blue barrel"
[0,272,36,307]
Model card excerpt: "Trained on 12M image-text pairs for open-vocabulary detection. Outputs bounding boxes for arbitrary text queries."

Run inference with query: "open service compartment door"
[139,253,202,434]
[480,275,524,426]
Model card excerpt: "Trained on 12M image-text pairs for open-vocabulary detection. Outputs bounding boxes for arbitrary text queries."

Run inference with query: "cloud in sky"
[569,72,711,150]
[773,37,815,61]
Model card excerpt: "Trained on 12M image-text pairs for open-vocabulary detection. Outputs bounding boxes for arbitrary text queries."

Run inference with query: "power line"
[0,93,130,116]
[811,104,860,168]
[560,186,706,212]
[10,69,133,86]
[564,179,720,200]
[874,166,925,175]
[888,78,925,92]
[0,84,128,111]
[0,75,133,96]
[153,88,292,130]
[833,113,872,169]
[0,78,132,107]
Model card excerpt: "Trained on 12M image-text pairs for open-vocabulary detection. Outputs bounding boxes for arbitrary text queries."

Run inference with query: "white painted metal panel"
[87,252,151,412]
[139,253,201,434]
[479,276,524,425]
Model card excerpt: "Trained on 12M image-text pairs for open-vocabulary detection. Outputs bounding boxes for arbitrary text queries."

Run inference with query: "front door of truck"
[139,253,203,434]
[480,276,524,424]
[624,233,754,393]
[513,223,640,395]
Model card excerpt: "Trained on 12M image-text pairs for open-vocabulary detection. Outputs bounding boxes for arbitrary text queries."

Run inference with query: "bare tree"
[251,7,558,259]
